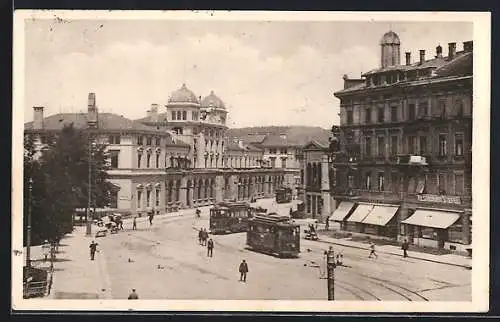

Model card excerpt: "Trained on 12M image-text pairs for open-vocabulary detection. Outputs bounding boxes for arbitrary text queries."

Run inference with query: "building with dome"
[328,31,473,252]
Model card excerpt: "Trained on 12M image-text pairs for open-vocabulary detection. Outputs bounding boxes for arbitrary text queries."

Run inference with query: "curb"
[315,239,472,269]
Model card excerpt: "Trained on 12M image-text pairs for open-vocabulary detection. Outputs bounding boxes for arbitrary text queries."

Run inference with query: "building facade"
[330,31,473,252]
[25,88,293,217]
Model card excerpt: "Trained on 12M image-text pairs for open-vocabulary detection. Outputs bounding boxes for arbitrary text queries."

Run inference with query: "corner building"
[331,31,472,252]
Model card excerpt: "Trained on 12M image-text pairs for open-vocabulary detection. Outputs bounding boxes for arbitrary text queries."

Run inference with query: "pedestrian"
[119,218,124,230]
[128,288,139,299]
[195,208,201,218]
[42,240,50,262]
[202,228,208,246]
[149,213,154,226]
[239,259,249,282]
[402,239,409,258]
[132,217,137,230]
[89,241,98,261]
[368,242,378,259]
[198,228,203,245]
[207,238,214,257]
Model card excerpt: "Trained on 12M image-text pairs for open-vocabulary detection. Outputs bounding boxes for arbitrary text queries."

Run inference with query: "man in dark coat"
[198,228,203,245]
[128,289,139,299]
[202,228,208,246]
[239,259,249,282]
[132,217,137,230]
[207,238,214,257]
[89,241,98,261]
[402,239,409,258]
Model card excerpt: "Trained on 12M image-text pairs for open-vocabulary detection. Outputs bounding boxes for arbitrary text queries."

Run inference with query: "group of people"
[198,228,214,257]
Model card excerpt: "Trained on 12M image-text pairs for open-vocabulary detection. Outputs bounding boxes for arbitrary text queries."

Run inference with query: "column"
[229,175,238,201]
[320,154,331,224]
[180,176,188,209]
[215,175,224,203]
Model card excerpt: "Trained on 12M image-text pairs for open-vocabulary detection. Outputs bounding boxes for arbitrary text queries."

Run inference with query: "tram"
[275,187,293,204]
[246,213,301,258]
[209,201,255,234]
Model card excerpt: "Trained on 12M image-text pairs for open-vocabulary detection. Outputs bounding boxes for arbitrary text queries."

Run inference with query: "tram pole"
[327,247,335,300]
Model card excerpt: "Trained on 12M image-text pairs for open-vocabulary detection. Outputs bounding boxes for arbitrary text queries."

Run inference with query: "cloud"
[24,32,379,128]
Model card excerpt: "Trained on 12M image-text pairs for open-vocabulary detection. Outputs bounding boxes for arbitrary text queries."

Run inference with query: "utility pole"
[26,178,33,268]
[86,137,93,236]
[327,247,336,300]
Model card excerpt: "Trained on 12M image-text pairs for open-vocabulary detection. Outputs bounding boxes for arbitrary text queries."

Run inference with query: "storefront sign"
[417,194,461,205]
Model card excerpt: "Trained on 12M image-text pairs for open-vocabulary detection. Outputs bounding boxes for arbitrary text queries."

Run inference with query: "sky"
[22,16,472,128]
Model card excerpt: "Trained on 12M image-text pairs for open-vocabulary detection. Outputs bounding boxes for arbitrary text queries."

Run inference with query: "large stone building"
[24,86,293,217]
[329,31,472,252]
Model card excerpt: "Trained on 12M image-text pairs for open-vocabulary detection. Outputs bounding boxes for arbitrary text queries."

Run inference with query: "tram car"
[209,201,253,234]
[275,187,293,204]
[246,213,301,258]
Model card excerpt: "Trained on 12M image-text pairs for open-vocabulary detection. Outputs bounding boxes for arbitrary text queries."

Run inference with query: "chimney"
[150,103,158,122]
[419,50,425,64]
[463,41,473,52]
[448,42,456,60]
[87,92,98,128]
[405,52,411,66]
[436,45,443,58]
[32,106,44,130]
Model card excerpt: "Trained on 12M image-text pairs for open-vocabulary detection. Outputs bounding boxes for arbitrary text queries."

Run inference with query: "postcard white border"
[12,10,491,312]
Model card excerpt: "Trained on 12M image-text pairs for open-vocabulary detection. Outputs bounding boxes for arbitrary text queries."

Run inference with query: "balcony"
[396,154,429,166]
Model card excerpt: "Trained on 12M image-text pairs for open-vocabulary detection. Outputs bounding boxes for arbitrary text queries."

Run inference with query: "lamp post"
[26,177,33,268]
[86,139,96,236]
[326,247,336,300]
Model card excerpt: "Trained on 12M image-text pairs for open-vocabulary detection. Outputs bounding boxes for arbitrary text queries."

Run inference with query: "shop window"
[419,227,437,240]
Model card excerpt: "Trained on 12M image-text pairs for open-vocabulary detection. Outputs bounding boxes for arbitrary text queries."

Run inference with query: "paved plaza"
[39,199,471,301]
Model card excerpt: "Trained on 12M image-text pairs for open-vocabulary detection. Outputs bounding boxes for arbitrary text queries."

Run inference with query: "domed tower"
[380,30,401,68]
[200,90,228,126]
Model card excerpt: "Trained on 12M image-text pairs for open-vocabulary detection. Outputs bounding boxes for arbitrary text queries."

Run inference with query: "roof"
[201,90,226,110]
[246,126,331,148]
[380,30,400,45]
[303,139,330,151]
[226,141,262,152]
[335,49,473,96]
[167,83,200,105]
[24,112,166,134]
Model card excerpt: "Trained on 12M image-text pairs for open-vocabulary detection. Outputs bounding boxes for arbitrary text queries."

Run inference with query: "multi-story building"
[330,31,472,252]
[24,87,292,217]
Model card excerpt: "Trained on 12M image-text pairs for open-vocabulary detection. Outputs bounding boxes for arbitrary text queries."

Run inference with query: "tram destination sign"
[417,194,462,205]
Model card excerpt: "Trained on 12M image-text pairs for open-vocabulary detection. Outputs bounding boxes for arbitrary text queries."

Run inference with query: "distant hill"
[227,125,331,147]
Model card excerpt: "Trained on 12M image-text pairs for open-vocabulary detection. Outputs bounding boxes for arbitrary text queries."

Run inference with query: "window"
[109,135,120,144]
[270,157,276,168]
[177,111,182,120]
[365,108,371,124]
[137,190,142,209]
[137,136,144,145]
[347,175,354,189]
[171,111,176,120]
[455,99,464,117]
[306,195,311,213]
[391,172,399,192]
[347,109,353,124]
[182,111,187,120]
[438,173,447,194]
[192,111,199,121]
[110,151,119,169]
[155,189,160,207]
[146,154,151,168]
[365,137,372,157]
[455,134,464,156]
[455,173,464,195]
[280,148,288,154]
[377,107,384,123]
[156,153,160,168]
[146,190,151,208]
[377,136,385,157]
[155,137,161,146]
[137,154,142,168]
[378,172,385,191]
[391,106,398,122]
[269,148,277,154]
[146,136,152,146]
[439,99,447,118]
[408,136,416,155]
[391,136,398,155]
[419,101,428,117]
[281,158,287,168]
[409,103,416,120]
[439,135,448,156]
[419,136,427,155]
[365,172,372,190]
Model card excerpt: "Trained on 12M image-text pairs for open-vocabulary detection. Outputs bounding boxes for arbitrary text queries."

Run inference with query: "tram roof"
[249,213,298,226]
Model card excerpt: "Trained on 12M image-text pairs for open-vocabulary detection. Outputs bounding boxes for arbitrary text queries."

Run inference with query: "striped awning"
[329,201,355,222]
[346,204,374,223]
[361,205,399,226]
[402,209,461,229]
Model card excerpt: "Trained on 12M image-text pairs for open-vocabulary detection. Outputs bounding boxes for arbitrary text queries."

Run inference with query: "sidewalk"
[316,233,472,269]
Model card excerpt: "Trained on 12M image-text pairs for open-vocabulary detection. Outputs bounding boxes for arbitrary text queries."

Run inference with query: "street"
[93,198,471,301]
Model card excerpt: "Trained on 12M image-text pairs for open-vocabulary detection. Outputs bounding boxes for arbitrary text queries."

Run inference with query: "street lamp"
[86,139,96,236]
[326,247,336,300]
[26,177,33,268]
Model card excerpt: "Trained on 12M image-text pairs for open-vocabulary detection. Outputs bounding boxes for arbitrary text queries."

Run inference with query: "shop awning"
[329,201,355,222]
[401,209,461,229]
[361,205,399,226]
[346,204,374,223]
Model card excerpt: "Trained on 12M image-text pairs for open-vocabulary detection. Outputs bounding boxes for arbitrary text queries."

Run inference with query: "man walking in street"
[368,242,378,259]
[402,239,409,258]
[198,228,203,245]
[149,212,154,226]
[128,289,139,299]
[202,228,208,246]
[239,259,249,282]
[89,241,98,261]
[132,217,137,230]
[207,238,214,257]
